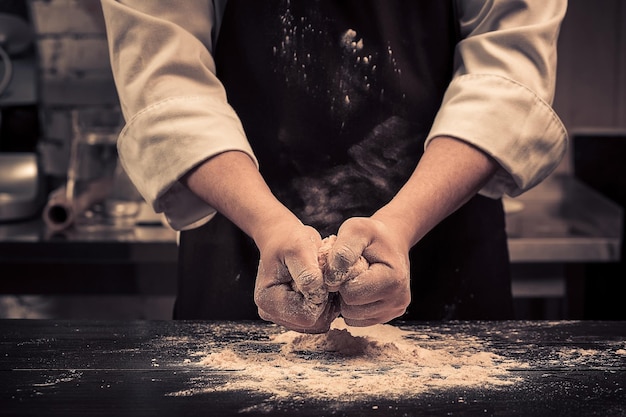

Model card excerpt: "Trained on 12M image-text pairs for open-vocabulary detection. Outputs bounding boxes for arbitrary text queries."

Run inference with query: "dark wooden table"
[1,320,625,416]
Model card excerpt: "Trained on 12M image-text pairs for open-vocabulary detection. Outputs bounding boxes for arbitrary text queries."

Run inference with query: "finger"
[255,284,327,328]
[255,259,326,325]
[344,317,382,327]
[257,293,341,333]
[340,296,408,326]
[327,222,370,288]
[343,311,405,327]
[339,264,402,305]
[329,231,367,274]
[285,253,327,305]
[284,236,328,304]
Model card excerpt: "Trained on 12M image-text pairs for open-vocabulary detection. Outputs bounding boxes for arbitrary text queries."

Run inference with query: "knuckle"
[341,216,368,232]
[295,269,318,287]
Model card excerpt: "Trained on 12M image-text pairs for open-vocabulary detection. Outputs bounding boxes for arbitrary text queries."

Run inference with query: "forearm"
[103,0,261,230]
[184,151,334,332]
[182,151,300,244]
[427,1,567,199]
[373,136,498,249]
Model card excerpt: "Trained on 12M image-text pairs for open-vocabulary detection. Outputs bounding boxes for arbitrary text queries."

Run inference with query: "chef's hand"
[329,217,411,327]
[254,221,340,333]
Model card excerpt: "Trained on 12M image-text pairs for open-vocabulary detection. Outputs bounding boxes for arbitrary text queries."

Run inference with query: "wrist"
[250,208,303,250]
[371,207,423,251]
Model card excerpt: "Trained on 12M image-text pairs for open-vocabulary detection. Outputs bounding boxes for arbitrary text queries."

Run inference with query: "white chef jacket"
[101,0,568,231]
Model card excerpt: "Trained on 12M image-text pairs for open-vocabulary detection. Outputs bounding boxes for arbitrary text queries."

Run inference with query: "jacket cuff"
[118,95,258,230]
[426,74,568,198]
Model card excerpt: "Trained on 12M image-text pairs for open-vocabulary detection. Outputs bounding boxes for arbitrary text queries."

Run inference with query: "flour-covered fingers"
[256,291,340,333]
[338,264,406,305]
[328,219,369,275]
[285,252,327,305]
[338,265,410,325]
[253,222,339,332]
[255,281,327,328]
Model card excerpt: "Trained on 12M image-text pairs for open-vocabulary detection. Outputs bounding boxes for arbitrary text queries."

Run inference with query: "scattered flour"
[167,319,525,401]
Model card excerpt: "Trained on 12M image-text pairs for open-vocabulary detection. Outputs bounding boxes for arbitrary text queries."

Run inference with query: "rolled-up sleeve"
[426,0,568,198]
[101,0,257,230]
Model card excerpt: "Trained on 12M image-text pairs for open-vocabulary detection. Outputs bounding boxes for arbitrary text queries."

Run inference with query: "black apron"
[175,0,514,321]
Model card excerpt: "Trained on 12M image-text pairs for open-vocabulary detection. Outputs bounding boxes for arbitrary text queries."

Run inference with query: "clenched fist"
[253,221,340,333]
[327,217,411,327]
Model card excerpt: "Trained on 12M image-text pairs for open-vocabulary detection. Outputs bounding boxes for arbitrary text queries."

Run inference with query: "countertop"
[1,319,625,416]
[505,174,623,262]
[0,174,622,264]
[0,221,178,263]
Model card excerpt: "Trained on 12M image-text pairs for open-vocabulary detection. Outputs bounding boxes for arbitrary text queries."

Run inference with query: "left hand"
[327,217,411,327]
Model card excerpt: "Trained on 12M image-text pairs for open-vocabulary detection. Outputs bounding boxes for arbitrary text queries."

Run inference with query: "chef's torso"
[214,0,458,236]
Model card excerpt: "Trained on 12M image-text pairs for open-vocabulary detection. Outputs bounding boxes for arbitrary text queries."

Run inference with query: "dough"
[318,235,369,291]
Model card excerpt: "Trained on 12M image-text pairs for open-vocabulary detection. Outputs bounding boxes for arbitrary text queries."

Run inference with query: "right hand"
[253,220,340,333]
[181,151,339,332]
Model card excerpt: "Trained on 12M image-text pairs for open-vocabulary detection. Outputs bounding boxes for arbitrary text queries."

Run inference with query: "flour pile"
[168,319,525,401]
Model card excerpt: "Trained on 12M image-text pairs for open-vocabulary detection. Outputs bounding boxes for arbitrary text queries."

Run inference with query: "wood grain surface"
[1,320,625,416]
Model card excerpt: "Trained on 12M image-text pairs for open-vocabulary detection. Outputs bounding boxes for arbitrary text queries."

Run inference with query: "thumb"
[328,220,369,279]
